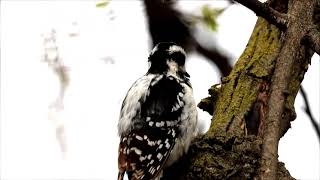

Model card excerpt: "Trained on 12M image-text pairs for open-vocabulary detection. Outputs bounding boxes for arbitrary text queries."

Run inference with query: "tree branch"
[258,1,316,179]
[143,0,233,76]
[304,27,320,55]
[195,41,232,77]
[234,0,288,30]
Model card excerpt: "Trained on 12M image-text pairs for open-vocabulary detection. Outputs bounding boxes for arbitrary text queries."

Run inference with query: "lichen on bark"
[204,18,282,138]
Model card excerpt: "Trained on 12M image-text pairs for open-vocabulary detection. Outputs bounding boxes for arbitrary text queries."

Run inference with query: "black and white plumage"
[117,42,198,180]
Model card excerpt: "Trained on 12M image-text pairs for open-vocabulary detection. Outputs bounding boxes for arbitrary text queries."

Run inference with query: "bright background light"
[1,1,319,179]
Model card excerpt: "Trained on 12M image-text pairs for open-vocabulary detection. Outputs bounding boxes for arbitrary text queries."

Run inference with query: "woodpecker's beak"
[185,72,190,78]
[178,66,190,78]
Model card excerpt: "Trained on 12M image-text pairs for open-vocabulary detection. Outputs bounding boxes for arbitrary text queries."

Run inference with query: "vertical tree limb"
[259,1,317,179]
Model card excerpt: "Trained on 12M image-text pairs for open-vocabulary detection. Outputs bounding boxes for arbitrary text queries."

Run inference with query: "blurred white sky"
[0,1,319,179]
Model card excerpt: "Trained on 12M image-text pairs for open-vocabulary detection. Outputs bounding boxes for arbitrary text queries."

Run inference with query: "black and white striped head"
[147,42,189,78]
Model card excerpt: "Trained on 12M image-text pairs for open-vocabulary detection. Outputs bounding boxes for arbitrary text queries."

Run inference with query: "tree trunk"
[162,0,318,178]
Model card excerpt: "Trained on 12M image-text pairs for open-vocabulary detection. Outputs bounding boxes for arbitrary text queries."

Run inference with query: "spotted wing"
[118,76,184,180]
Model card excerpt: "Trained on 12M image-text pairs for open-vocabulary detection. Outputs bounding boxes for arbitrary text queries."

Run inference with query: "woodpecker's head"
[147,42,189,78]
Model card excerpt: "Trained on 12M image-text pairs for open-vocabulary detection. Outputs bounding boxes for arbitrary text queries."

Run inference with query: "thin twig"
[234,0,288,30]
[300,86,320,141]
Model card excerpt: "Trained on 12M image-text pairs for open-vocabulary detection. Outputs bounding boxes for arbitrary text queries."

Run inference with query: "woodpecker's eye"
[171,52,185,66]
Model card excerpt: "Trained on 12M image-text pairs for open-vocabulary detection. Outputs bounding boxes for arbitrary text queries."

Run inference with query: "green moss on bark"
[207,18,281,137]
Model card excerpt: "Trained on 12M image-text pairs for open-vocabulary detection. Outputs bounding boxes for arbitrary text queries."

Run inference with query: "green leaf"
[96,0,110,8]
[201,5,225,32]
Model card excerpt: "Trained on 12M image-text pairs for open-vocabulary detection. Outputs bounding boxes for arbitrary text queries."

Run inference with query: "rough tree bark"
[159,0,319,179]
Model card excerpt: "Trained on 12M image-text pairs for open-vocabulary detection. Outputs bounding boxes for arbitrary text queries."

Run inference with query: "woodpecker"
[117,42,198,180]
